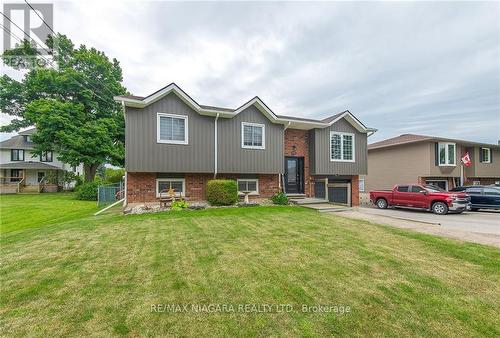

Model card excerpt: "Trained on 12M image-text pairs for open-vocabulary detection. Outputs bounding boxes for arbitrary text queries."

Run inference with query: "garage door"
[328,186,348,204]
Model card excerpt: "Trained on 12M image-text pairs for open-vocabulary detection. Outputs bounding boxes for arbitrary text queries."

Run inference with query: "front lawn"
[0,193,98,233]
[1,206,499,336]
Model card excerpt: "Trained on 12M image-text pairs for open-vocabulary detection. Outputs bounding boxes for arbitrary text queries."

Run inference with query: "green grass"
[0,200,499,336]
[0,193,98,233]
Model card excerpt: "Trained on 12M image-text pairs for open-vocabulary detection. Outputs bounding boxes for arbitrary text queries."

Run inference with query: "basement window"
[156,178,185,197]
[237,179,259,195]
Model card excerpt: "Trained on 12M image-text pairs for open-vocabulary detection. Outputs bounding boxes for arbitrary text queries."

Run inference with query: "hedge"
[206,179,238,206]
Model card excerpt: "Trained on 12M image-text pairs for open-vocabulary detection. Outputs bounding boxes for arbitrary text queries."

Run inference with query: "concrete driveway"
[334,207,500,247]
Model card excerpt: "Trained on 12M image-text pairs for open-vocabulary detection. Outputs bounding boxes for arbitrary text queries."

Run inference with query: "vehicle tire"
[376,198,388,209]
[432,202,448,215]
[471,208,479,212]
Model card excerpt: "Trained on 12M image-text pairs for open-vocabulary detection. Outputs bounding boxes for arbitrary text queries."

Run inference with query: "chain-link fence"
[97,182,124,206]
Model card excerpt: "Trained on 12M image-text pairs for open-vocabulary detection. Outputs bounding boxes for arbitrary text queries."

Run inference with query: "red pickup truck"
[370,184,471,215]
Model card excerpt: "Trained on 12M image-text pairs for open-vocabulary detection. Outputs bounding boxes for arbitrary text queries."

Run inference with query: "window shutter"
[490,148,493,163]
[434,143,439,165]
[479,148,483,163]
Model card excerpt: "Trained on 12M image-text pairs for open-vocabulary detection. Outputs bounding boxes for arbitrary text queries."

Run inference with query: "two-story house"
[362,134,500,192]
[115,83,376,206]
[0,128,83,193]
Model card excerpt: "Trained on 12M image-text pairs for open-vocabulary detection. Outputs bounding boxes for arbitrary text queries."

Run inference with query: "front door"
[285,156,304,194]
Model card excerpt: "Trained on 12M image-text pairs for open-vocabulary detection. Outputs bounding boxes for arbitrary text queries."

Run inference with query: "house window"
[359,179,365,192]
[10,169,22,182]
[242,122,265,149]
[156,178,185,197]
[11,149,24,161]
[157,113,188,144]
[438,142,456,166]
[480,148,491,163]
[237,179,259,195]
[473,180,481,186]
[40,151,53,162]
[330,132,355,162]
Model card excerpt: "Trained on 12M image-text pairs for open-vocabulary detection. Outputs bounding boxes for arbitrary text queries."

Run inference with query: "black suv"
[450,185,500,211]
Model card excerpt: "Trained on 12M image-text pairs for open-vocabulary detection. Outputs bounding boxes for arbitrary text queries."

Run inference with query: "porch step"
[298,202,352,212]
[287,193,306,199]
[20,185,40,193]
[290,197,328,205]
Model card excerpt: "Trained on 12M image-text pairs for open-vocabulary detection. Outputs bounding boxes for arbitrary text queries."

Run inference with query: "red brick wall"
[465,177,500,186]
[185,174,212,200]
[258,174,280,197]
[351,175,359,206]
[126,172,156,203]
[126,172,280,203]
[284,129,314,197]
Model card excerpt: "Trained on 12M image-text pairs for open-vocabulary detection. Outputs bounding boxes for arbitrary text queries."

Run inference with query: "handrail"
[17,178,25,193]
[38,177,46,193]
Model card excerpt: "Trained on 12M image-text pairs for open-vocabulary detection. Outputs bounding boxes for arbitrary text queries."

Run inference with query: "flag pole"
[460,163,464,186]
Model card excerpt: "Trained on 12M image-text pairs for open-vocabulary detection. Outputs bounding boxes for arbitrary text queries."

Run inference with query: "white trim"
[326,111,369,133]
[156,178,185,198]
[114,84,374,132]
[480,147,491,163]
[438,142,456,166]
[156,113,188,145]
[237,178,259,195]
[425,179,448,191]
[241,122,266,150]
[359,178,365,192]
[330,131,355,162]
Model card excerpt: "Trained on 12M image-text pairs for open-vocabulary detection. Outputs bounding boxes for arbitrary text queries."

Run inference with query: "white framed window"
[237,179,259,195]
[241,122,265,149]
[330,132,355,162]
[157,113,188,145]
[156,178,185,197]
[40,151,53,162]
[480,147,491,163]
[359,179,365,192]
[438,142,456,166]
[472,180,481,186]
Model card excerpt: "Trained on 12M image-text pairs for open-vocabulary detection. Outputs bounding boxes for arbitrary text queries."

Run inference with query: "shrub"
[206,179,238,206]
[171,198,189,210]
[75,181,99,200]
[105,168,125,184]
[270,191,289,205]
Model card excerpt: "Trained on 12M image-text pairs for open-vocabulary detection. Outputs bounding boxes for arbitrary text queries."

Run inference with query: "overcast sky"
[1,0,499,144]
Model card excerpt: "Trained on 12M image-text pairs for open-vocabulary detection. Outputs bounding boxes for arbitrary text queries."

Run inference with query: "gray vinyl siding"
[217,105,284,174]
[125,93,215,172]
[310,118,368,175]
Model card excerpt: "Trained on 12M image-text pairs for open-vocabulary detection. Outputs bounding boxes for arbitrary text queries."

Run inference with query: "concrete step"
[290,198,329,205]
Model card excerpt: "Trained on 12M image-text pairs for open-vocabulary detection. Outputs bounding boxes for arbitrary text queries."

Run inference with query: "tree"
[1,35,126,181]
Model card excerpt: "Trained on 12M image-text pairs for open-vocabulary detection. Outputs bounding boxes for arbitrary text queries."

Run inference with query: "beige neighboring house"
[361,134,500,192]
[0,128,83,193]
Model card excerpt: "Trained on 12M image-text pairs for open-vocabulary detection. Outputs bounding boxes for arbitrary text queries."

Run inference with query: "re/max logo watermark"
[2,2,55,68]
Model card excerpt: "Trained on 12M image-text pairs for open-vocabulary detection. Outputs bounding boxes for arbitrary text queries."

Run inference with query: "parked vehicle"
[370,184,471,215]
[450,186,500,211]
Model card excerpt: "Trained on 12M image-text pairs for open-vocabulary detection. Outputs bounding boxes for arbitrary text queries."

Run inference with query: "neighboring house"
[0,128,83,193]
[361,134,500,192]
[115,83,376,206]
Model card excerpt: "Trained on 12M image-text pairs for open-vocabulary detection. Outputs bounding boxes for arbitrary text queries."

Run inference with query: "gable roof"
[0,135,35,150]
[369,134,500,150]
[115,83,375,132]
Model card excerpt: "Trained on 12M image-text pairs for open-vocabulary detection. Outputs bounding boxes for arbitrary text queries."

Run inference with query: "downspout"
[281,121,292,193]
[122,100,127,206]
[214,113,220,178]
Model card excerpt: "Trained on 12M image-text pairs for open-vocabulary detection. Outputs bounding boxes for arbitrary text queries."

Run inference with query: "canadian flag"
[461,152,472,167]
